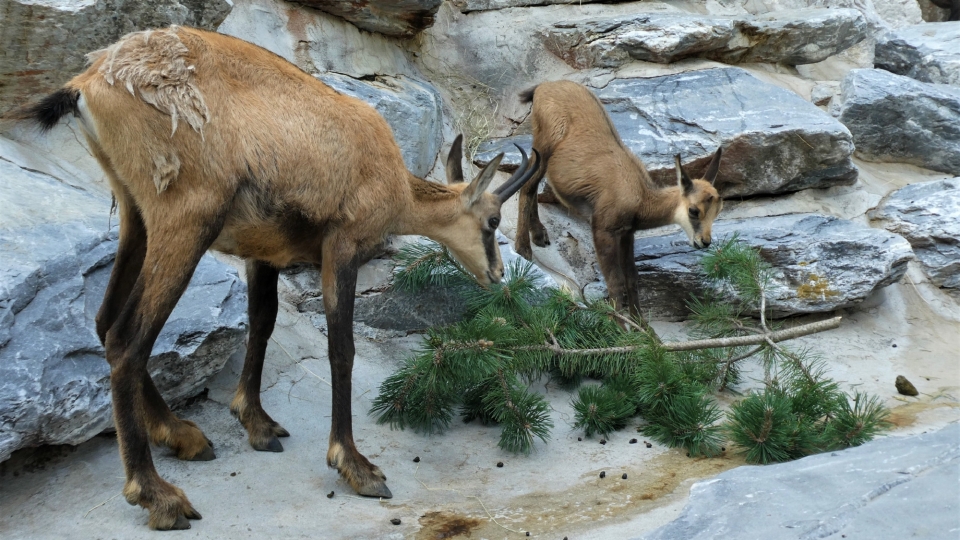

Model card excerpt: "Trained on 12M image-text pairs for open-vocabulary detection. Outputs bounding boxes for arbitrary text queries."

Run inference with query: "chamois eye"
[488,216,501,229]
[688,208,701,219]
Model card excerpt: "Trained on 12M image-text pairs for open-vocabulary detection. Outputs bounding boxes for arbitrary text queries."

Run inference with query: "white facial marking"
[673,205,697,246]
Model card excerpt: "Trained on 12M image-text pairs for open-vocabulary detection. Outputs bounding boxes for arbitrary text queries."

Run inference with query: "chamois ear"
[703,147,722,185]
[675,154,694,195]
[446,134,465,184]
[462,153,503,208]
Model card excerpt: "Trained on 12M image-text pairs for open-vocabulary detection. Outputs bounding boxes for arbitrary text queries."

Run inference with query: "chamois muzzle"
[493,145,541,204]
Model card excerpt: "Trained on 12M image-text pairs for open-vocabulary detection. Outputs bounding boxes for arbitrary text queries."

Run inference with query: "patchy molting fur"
[515,80,725,315]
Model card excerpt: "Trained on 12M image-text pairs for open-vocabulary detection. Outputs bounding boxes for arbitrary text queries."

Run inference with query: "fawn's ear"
[462,153,503,208]
[676,154,694,195]
[703,147,722,185]
[446,134,465,184]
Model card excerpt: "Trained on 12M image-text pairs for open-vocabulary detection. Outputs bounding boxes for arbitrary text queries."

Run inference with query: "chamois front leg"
[107,210,226,530]
[515,157,548,260]
[618,231,642,317]
[231,260,290,452]
[322,238,391,499]
[592,224,631,313]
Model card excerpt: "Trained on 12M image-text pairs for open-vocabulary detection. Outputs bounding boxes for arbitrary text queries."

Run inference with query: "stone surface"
[477,68,857,198]
[293,0,441,37]
[317,73,443,178]
[640,423,960,540]
[452,0,607,12]
[869,178,960,294]
[875,22,960,86]
[836,68,960,175]
[0,140,247,462]
[542,9,868,68]
[810,81,838,106]
[0,0,232,112]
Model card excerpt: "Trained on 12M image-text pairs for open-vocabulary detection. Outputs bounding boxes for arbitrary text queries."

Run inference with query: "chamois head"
[441,135,540,285]
[673,147,724,248]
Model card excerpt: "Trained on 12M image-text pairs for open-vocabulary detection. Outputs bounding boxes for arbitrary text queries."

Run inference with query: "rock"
[452,0,606,12]
[0,0,232,112]
[318,73,443,178]
[868,178,960,294]
[0,144,247,462]
[895,375,919,396]
[836,69,960,175]
[810,82,839,106]
[477,68,857,198]
[640,423,960,540]
[875,23,960,86]
[541,9,868,68]
[293,0,441,37]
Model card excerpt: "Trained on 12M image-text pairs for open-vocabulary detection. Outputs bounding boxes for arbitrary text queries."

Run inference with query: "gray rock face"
[0,146,247,463]
[869,178,960,294]
[542,9,868,69]
[318,73,443,178]
[477,68,857,198]
[0,0,232,112]
[836,69,960,175]
[452,0,607,12]
[875,23,960,86]
[640,423,960,540]
[632,213,912,319]
[294,0,441,38]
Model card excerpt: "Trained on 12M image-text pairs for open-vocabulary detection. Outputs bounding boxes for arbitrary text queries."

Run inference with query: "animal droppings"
[390,518,401,525]
[721,447,726,452]
[645,442,652,448]
[326,491,334,499]
[497,461,504,468]
[895,375,919,396]
[892,344,897,348]
[230,472,236,477]
[599,439,607,445]
[413,456,420,463]
[622,473,628,479]
[526,532,530,537]
[630,438,637,444]
[599,471,606,479]
[578,437,582,441]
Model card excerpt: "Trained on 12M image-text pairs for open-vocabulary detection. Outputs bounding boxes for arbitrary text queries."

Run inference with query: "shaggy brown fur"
[516,80,724,316]
[13,26,538,530]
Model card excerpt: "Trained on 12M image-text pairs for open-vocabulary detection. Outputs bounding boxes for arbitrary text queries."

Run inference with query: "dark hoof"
[186,443,216,461]
[253,436,284,453]
[516,243,533,261]
[531,227,551,248]
[185,507,202,520]
[172,515,191,530]
[274,425,290,438]
[357,482,393,499]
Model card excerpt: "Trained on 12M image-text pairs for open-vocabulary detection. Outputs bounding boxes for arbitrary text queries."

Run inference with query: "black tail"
[9,88,80,132]
[519,85,538,104]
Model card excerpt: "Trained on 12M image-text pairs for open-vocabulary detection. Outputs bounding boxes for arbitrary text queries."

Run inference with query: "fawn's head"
[673,147,724,249]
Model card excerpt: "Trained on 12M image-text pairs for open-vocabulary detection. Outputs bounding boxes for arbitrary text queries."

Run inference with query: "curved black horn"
[494,146,541,203]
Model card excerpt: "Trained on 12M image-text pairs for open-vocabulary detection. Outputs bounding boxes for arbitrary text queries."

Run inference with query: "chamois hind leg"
[322,236,391,499]
[107,208,226,530]
[95,185,146,345]
[618,231,643,318]
[231,260,289,452]
[515,157,548,260]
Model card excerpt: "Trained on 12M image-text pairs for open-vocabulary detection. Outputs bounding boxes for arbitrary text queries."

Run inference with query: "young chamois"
[515,80,724,317]
[13,26,539,530]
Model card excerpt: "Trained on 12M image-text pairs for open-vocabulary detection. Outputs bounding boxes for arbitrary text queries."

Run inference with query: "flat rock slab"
[0,141,247,462]
[452,0,607,11]
[542,8,868,68]
[632,213,913,319]
[477,68,857,198]
[875,22,960,86]
[836,68,960,175]
[869,178,960,295]
[0,0,232,112]
[640,423,960,539]
[294,0,441,37]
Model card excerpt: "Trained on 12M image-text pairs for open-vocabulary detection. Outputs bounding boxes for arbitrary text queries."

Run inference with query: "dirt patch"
[417,511,483,539]
[886,386,959,429]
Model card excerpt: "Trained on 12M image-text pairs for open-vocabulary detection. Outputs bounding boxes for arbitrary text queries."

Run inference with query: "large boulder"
[477,68,857,198]
[542,9,868,69]
[0,0,232,112]
[875,23,960,86]
[452,0,607,11]
[835,69,960,175]
[522,208,911,320]
[869,178,960,296]
[293,0,441,38]
[0,139,247,462]
[317,73,443,178]
[641,424,960,540]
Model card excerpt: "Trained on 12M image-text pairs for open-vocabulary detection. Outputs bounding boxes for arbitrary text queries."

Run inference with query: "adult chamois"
[12,26,539,530]
[514,80,723,317]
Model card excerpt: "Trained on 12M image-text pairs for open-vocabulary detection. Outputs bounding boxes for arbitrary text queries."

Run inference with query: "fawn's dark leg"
[107,212,225,530]
[96,188,146,344]
[618,231,642,317]
[322,237,391,498]
[515,158,549,260]
[592,222,631,313]
[230,260,289,452]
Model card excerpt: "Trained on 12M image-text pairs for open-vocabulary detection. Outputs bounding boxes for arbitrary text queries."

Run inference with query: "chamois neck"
[393,175,462,237]
[635,184,683,230]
